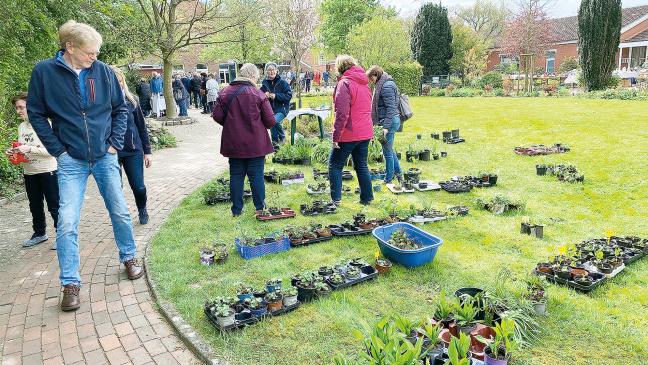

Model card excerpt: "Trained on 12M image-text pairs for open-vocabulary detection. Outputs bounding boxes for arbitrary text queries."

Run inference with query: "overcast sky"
[382,0,648,18]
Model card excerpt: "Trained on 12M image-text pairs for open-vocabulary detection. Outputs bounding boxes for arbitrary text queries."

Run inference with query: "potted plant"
[266,278,282,293]
[455,297,478,335]
[525,275,548,316]
[446,332,472,365]
[406,145,419,162]
[246,297,267,317]
[329,272,346,285]
[295,272,317,302]
[433,291,457,328]
[346,266,361,279]
[236,283,253,301]
[265,291,283,312]
[213,304,235,327]
[213,244,229,263]
[282,286,298,306]
[419,148,431,161]
[520,217,531,235]
[314,281,331,297]
[536,164,547,175]
[375,257,392,274]
[318,266,334,276]
[200,247,215,266]
[478,319,516,365]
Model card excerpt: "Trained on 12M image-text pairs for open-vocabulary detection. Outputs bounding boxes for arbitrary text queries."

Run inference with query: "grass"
[148,97,648,365]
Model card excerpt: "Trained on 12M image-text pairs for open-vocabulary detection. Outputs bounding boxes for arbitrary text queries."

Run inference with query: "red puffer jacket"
[332,66,374,143]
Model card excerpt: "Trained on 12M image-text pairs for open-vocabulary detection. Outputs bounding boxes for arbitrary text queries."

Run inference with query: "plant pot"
[442,131,452,141]
[440,151,447,157]
[216,313,235,327]
[570,267,589,279]
[396,152,402,159]
[283,294,298,307]
[419,150,431,161]
[484,347,508,365]
[266,283,281,293]
[533,301,547,316]
[373,184,381,192]
[432,153,440,160]
[520,222,531,234]
[297,286,316,303]
[416,134,422,139]
[431,133,440,140]
[200,250,215,266]
[406,151,417,162]
[555,269,570,280]
[488,175,498,186]
[531,225,544,238]
[451,129,459,139]
[318,266,334,276]
[536,165,547,175]
[267,300,283,312]
[536,263,553,275]
[375,258,392,274]
[253,289,267,298]
[459,323,477,336]
[249,306,267,317]
[237,292,253,301]
[597,263,613,274]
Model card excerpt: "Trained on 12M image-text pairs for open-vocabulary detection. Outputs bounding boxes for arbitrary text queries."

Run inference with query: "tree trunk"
[162,54,177,118]
[294,58,303,108]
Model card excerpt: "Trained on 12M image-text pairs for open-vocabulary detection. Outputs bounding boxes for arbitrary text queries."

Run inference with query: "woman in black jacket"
[111,66,153,224]
[260,62,292,144]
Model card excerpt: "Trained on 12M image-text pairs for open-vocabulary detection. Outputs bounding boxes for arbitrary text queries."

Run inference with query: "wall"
[486,43,578,73]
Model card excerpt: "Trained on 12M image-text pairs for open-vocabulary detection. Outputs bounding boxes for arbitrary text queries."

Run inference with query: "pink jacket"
[332,66,374,143]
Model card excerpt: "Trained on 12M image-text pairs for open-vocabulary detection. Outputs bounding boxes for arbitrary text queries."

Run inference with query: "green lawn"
[148,97,648,365]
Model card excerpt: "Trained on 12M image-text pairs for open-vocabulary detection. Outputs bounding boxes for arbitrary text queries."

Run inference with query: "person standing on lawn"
[27,20,144,312]
[211,63,275,216]
[367,65,402,183]
[110,66,153,225]
[328,55,374,206]
[260,62,292,144]
[4,92,59,249]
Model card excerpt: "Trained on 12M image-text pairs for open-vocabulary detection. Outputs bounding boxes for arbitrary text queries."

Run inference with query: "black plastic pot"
[532,225,544,238]
[432,153,440,160]
[536,165,547,176]
[521,222,531,234]
[489,174,498,186]
[556,269,571,280]
[440,151,447,157]
[297,286,316,302]
[442,131,452,142]
[455,287,486,321]
[417,134,422,139]
[419,149,431,161]
[396,152,402,159]
[451,129,459,139]
[406,151,418,162]
[431,133,440,140]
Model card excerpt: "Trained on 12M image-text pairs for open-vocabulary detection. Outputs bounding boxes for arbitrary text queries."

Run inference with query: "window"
[546,50,556,74]
[196,63,207,71]
[319,52,325,65]
[173,64,184,71]
[499,54,518,65]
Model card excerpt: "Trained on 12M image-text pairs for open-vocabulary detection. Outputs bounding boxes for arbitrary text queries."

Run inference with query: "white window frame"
[545,49,556,74]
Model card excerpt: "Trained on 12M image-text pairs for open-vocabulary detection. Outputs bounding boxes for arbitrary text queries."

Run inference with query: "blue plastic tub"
[372,222,443,268]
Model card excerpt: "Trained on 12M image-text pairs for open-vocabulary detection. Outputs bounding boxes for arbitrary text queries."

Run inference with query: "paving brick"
[127,347,153,365]
[152,352,180,365]
[143,338,166,357]
[99,334,122,352]
[105,347,130,365]
[79,336,101,353]
[83,348,108,364]
[61,346,83,364]
[22,339,42,356]
[22,353,44,365]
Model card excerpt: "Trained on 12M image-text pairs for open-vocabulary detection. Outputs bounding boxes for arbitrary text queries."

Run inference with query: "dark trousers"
[228,157,265,214]
[24,171,59,236]
[191,90,201,108]
[118,153,147,210]
[329,140,373,203]
[201,94,209,113]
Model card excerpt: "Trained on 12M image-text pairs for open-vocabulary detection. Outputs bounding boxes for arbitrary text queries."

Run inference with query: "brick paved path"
[0,110,225,365]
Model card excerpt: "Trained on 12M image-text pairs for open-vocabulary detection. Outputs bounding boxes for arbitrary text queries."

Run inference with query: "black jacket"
[260,75,292,115]
[136,81,152,100]
[190,76,202,92]
[118,98,152,157]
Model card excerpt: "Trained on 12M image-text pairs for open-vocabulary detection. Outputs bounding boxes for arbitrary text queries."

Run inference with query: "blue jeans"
[270,112,286,143]
[383,116,402,182]
[119,153,147,210]
[56,152,137,286]
[328,140,373,203]
[229,157,266,214]
[177,98,188,116]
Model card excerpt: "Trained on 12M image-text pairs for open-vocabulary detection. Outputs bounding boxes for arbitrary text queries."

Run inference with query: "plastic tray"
[386,184,415,194]
[329,224,373,236]
[235,236,291,260]
[281,178,305,186]
[326,265,378,290]
[533,269,607,292]
[306,186,329,195]
[290,235,333,247]
[373,222,443,268]
[205,301,301,332]
[414,181,441,191]
[408,215,447,224]
[256,208,296,221]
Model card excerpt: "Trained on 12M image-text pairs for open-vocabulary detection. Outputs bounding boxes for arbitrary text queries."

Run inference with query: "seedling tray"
[533,269,607,292]
[256,208,296,221]
[445,138,465,144]
[235,236,291,260]
[342,171,354,180]
[408,215,447,224]
[386,184,415,194]
[439,182,472,193]
[205,301,301,332]
[414,181,441,191]
[290,235,333,247]
[329,224,373,236]
[281,178,305,186]
[306,186,329,195]
[326,265,378,290]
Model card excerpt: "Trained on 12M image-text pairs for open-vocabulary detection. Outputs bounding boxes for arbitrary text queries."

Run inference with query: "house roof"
[493,5,648,48]
[626,28,648,42]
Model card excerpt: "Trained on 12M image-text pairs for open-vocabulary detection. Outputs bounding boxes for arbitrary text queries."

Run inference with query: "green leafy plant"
[434,291,458,321]
[445,332,471,365]
[454,297,477,328]
[352,317,425,365]
[477,318,516,361]
[214,304,233,318]
[283,286,298,297]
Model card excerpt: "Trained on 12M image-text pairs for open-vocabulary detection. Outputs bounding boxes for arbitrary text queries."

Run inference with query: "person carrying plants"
[329,55,374,206]
[27,20,144,311]
[4,92,59,249]
[110,66,153,225]
[211,63,276,216]
[367,65,402,183]
[260,62,292,145]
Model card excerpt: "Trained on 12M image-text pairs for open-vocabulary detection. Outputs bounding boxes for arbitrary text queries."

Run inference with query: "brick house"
[487,5,648,74]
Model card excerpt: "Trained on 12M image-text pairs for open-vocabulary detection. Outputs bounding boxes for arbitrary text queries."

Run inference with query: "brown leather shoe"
[61,284,80,311]
[124,258,144,280]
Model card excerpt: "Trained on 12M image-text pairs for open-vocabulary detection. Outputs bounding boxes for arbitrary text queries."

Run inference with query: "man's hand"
[107,146,117,154]
[268,93,276,99]
[264,91,270,98]
[144,154,153,168]
[333,142,340,149]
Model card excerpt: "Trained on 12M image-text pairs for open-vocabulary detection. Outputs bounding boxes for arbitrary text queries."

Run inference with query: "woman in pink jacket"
[328,55,374,205]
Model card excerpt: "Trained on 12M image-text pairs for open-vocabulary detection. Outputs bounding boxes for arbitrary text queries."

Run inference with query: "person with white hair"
[211,63,276,216]
[260,62,292,144]
[27,20,143,312]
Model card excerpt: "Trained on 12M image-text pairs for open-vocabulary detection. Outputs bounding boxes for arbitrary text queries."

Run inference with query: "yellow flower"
[374,251,380,259]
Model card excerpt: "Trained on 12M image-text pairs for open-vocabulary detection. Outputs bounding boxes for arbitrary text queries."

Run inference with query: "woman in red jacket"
[329,55,374,205]
[212,63,276,216]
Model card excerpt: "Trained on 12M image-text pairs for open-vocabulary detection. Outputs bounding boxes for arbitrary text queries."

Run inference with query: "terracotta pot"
[536,263,553,275]
[439,329,452,348]
[569,267,589,279]
[375,259,392,274]
[316,228,332,237]
[470,324,495,352]
[470,345,485,361]
[267,300,283,312]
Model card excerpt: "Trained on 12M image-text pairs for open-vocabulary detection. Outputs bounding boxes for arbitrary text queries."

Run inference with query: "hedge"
[384,61,423,96]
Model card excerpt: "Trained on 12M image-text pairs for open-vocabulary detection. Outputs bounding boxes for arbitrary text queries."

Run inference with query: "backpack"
[397,88,413,122]
[173,87,184,100]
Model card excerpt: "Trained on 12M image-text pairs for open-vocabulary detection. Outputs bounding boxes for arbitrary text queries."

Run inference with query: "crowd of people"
[4,19,404,312]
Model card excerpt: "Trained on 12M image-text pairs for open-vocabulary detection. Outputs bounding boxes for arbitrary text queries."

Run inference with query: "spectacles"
[74,44,100,58]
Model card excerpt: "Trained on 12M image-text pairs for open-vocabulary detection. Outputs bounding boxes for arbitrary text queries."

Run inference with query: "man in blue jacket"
[27,20,143,312]
[260,62,292,144]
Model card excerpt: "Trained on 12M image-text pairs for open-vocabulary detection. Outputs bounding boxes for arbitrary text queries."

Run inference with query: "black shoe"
[138,209,149,225]
[359,200,372,206]
[232,212,241,217]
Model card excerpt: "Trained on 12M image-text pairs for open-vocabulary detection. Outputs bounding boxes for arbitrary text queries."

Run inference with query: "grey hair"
[239,63,260,81]
[265,62,278,74]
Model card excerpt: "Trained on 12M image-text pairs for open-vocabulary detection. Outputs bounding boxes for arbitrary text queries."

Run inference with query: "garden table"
[285,107,331,145]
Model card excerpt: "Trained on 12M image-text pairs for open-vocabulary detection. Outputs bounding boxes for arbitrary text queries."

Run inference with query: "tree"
[453,0,507,46]
[411,3,453,77]
[136,0,250,117]
[502,0,556,91]
[449,23,487,85]
[319,0,379,54]
[558,56,579,74]
[269,0,318,106]
[346,17,411,68]
[578,0,621,91]
[202,1,272,64]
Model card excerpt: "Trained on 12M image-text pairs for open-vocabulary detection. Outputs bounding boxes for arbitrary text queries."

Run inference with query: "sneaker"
[333,200,341,207]
[23,233,48,248]
[138,208,149,225]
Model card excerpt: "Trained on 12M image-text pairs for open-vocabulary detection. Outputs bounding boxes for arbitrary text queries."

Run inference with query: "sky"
[382,0,648,18]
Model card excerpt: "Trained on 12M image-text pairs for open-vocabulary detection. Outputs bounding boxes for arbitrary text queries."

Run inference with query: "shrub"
[384,62,423,96]
[479,71,503,89]
[558,57,579,74]
[542,84,558,96]
[428,88,446,97]
[493,88,505,97]
[149,127,177,150]
[0,117,22,198]
[448,88,481,97]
